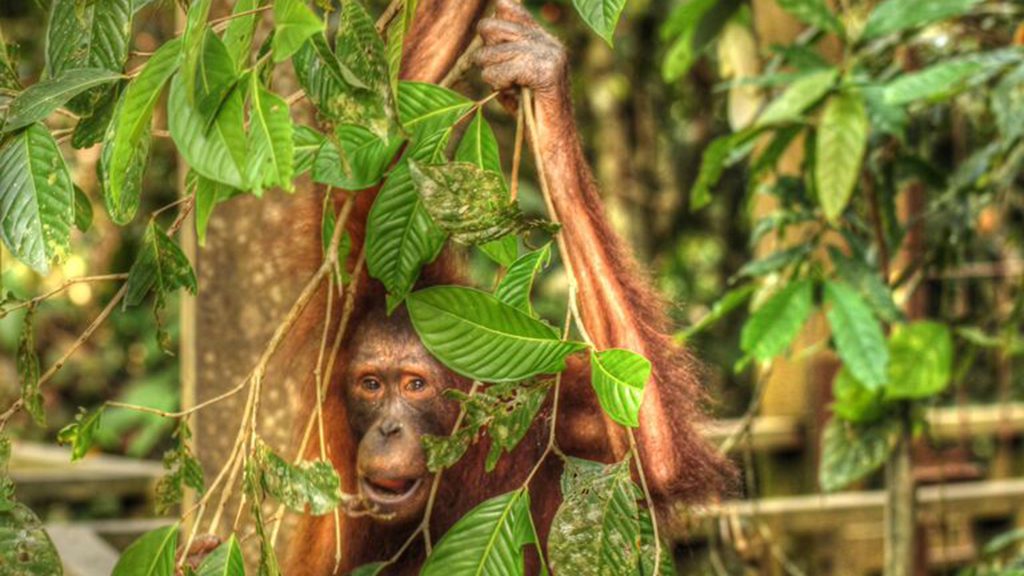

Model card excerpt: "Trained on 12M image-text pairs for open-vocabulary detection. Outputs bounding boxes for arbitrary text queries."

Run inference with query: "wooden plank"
[47,525,120,576]
[10,442,163,502]
[676,478,1024,538]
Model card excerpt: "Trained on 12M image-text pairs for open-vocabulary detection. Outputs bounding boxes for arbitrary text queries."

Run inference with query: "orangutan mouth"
[360,476,424,504]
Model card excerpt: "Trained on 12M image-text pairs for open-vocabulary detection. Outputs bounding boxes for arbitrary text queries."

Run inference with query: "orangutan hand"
[475,0,569,103]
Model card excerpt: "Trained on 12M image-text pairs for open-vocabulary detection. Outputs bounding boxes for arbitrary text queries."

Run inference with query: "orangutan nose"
[378,418,402,438]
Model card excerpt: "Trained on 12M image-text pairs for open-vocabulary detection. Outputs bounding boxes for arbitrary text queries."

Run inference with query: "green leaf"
[335,0,390,96]
[484,383,549,471]
[57,407,104,461]
[455,109,502,176]
[832,367,887,423]
[255,441,341,515]
[193,31,238,127]
[862,0,980,41]
[291,33,372,123]
[181,0,213,106]
[572,0,627,45]
[73,186,93,232]
[111,524,179,576]
[17,307,43,426]
[365,159,447,305]
[45,0,131,114]
[2,68,122,134]
[549,458,642,576]
[223,0,258,69]
[815,90,868,222]
[397,81,474,160]
[590,349,650,428]
[421,489,536,576]
[883,50,1022,106]
[756,68,838,126]
[71,81,122,149]
[168,74,249,189]
[0,123,75,274]
[824,281,888,390]
[819,417,898,492]
[0,503,64,576]
[196,535,244,576]
[293,125,326,176]
[884,321,953,400]
[192,173,240,247]
[690,134,736,211]
[638,506,676,576]
[412,161,550,245]
[734,244,812,279]
[273,0,324,62]
[248,77,295,193]
[776,0,842,35]
[385,0,418,96]
[828,247,903,324]
[494,244,551,316]
[100,38,181,225]
[312,125,402,190]
[407,286,588,382]
[740,279,814,362]
[125,223,198,307]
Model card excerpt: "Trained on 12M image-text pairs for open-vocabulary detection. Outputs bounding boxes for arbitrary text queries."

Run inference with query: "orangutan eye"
[361,378,381,392]
[407,378,426,392]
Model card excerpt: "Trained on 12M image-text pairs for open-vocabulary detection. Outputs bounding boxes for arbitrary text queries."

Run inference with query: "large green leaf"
[193,31,238,127]
[111,524,179,576]
[0,503,64,576]
[71,81,122,149]
[292,33,371,122]
[740,279,814,362]
[181,0,212,105]
[411,161,549,245]
[255,441,340,515]
[293,125,326,176]
[397,81,474,160]
[815,90,868,222]
[168,74,249,189]
[776,0,842,35]
[0,123,74,274]
[125,223,198,307]
[100,38,181,225]
[421,489,536,576]
[884,321,953,400]
[247,76,295,193]
[454,111,517,264]
[407,286,588,382]
[819,417,898,492]
[884,50,1022,105]
[494,244,551,316]
[196,535,244,576]
[862,0,980,41]
[312,125,402,190]
[45,0,131,114]
[2,68,122,133]
[365,159,447,305]
[223,0,258,69]
[756,68,838,126]
[572,0,627,45]
[455,109,502,175]
[385,0,418,96]
[273,0,325,62]
[549,458,642,576]
[824,281,888,391]
[590,349,650,428]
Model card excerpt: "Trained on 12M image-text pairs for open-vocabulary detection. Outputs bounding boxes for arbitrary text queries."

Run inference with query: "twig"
[628,429,662,573]
[375,0,403,34]
[208,4,272,33]
[440,36,482,88]
[0,274,128,319]
[285,90,306,106]
[510,102,525,202]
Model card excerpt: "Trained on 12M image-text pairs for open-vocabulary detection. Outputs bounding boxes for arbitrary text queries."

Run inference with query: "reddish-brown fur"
[285,2,731,574]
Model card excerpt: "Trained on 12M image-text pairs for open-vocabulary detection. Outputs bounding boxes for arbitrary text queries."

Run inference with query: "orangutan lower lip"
[360,476,423,503]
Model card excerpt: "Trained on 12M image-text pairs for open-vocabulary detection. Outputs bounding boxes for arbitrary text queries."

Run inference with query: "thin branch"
[628,429,662,572]
[0,274,128,319]
[208,4,272,33]
[375,0,403,34]
[440,35,482,88]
